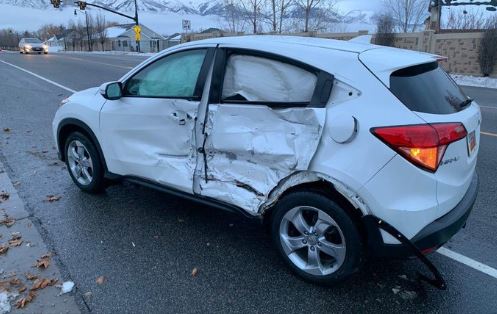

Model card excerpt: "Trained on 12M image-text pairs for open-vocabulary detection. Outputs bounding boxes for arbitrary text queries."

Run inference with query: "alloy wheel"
[279,206,346,276]
[67,139,94,186]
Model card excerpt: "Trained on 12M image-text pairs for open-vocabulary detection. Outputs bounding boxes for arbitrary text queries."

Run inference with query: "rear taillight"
[371,123,467,172]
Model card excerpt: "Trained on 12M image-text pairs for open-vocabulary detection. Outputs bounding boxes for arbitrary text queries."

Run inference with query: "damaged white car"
[52,36,480,286]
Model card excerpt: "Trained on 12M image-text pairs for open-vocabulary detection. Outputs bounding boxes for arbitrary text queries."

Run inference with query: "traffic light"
[76,1,87,10]
[50,0,61,8]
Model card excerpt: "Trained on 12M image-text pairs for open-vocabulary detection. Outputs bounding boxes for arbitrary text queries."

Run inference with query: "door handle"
[172,112,186,125]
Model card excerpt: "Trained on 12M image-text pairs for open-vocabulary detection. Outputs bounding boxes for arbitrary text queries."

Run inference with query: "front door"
[100,47,214,192]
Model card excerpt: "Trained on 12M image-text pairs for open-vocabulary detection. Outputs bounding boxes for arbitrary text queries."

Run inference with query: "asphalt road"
[1,51,496,313]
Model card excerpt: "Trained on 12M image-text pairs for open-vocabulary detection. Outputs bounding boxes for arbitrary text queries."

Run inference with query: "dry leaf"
[31,278,58,291]
[9,239,23,247]
[16,291,36,309]
[0,280,10,291]
[10,232,21,240]
[18,286,27,293]
[34,253,51,269]
[0,191,9,202]
[0,244,8,255]
[45,195,61,202]
[9,233,22,247]
[9,278,22,286]
[0,214,15,227]
[25,273,38,281]
[96,276,105,285]
[191,267,199,277]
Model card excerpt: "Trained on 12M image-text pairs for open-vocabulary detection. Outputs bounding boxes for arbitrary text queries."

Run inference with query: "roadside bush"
[479,17,497,77]
[374,14,395,47]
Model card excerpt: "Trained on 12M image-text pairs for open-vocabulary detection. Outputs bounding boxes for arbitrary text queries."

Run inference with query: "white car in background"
[52,36,480,286]
[19,38,48,54]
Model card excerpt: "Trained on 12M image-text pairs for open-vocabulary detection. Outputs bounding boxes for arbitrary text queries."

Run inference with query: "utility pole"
[51,0,141,52]
[134,0,140,53]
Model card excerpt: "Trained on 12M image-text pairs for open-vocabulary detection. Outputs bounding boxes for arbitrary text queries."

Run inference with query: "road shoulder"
[0,160,80,313]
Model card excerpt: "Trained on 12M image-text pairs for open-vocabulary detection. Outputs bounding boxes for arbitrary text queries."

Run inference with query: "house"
[43,35,65,52]
[106,24,166,53]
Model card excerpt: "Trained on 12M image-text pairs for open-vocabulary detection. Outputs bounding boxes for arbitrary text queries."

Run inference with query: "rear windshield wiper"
[459,98,473,108]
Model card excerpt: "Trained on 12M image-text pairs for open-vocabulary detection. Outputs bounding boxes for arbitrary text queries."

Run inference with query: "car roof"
[182,35,377,54]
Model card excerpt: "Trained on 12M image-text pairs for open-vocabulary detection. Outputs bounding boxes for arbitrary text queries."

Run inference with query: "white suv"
[52,36,480,285]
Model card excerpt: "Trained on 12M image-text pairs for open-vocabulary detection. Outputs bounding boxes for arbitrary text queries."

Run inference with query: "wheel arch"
[261,171,368,236]
[57,118,108,173]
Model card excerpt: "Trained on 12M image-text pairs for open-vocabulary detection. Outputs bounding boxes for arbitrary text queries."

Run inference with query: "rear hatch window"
[390,62,470,114]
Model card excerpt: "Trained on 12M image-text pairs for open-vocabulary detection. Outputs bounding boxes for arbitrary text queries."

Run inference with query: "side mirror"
[99,82,122,100]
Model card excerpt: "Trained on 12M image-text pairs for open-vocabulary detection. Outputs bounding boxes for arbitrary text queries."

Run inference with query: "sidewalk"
[0,160,80,314]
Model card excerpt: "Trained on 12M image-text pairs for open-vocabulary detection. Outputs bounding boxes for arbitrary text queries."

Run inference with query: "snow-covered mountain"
[0,0,376,33]
[0,0,225,15]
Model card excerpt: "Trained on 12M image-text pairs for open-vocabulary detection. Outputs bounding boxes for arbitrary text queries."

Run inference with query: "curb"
[0,160,80,314]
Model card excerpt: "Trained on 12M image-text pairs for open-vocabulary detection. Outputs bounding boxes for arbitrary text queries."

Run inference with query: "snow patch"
[59,281,75,295]
[451,74,497,89]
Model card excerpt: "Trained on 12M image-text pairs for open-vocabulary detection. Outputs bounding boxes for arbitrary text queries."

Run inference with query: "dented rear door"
[196,48,331,215]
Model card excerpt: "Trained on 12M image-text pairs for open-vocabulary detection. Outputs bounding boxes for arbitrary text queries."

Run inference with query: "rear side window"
[390,62,469,114]
[222,54,317,104]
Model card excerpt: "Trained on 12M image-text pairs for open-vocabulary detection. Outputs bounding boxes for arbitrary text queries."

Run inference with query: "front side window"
[124,49,207,98]
[222,54,317,104]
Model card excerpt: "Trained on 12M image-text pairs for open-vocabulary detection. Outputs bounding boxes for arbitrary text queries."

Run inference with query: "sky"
[0,0,387,33]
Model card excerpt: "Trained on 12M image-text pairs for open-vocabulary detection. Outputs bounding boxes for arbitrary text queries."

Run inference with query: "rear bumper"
[363,172,479,258]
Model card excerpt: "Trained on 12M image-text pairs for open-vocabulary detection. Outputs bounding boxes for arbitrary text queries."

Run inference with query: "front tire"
[271,191,363,285]
[64,132,106,193]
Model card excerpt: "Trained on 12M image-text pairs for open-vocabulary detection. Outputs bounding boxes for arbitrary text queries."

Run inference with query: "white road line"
[0,59,76,93]
[58,55,133,70]
[480,105,497,110]
[438,247,497,279]
[482,131,497,138]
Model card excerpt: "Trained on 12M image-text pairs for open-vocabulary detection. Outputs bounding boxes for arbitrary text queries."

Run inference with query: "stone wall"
[386,31,496,77]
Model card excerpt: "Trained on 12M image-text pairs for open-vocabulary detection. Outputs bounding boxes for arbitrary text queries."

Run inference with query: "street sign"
[133,25,141,41]
[182,20,191,32]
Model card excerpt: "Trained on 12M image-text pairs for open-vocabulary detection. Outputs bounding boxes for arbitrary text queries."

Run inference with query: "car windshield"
[24,38,42,43]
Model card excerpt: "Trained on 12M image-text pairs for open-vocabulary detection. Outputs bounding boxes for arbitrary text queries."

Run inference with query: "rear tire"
[271,191,363,285]
[64,132,106,194]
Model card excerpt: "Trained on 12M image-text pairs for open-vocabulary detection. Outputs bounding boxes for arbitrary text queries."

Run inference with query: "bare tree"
[278,0,292,33]
[37,24,66,41]
[240,0,265,33]
[266,0,293,33]
[75,20,86,51]
[85,13,95,51]
[223,0,245,32]
[0,29,24,50]
[479,17,497,76]
[383,0,429,32]
[95,13,107,51]
[295,0,337,32]
[443,9,487,30]
[374,14,396,46]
